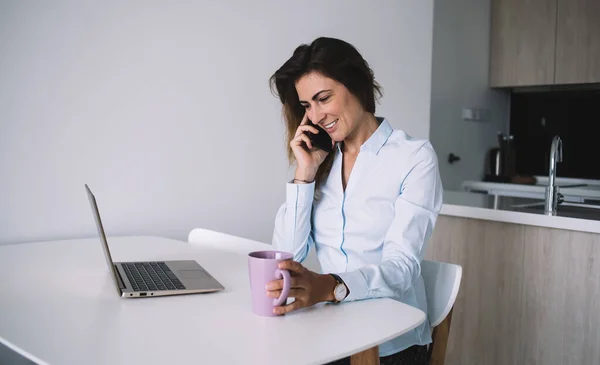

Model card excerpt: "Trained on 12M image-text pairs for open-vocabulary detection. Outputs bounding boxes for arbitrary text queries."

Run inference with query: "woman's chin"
[329,132,343,142]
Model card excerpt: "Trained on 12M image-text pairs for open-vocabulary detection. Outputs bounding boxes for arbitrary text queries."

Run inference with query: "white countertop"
[441,190,600,234]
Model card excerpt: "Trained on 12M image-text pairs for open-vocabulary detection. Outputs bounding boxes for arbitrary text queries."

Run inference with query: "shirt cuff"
[337,270,368,302]
[286,181,315,207]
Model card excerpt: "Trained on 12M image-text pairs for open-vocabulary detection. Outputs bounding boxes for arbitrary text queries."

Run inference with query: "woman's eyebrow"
[312,89,332,100]
[299,89,332,104]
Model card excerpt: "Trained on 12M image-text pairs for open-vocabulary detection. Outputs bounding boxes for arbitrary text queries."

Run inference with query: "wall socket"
[462,107,489,122]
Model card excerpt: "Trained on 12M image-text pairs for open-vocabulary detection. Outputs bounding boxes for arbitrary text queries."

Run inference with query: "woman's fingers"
[291,133,313,150]
[299,111,309,126]
[266,288,306,299]
[278,260,306,275]
[266,276,304,291]
[274,299,304,315]
[294,124,319,138]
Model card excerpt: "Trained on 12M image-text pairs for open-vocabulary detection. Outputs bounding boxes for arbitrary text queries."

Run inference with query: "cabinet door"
[489,0,557,87]
[426,216,526,365]
[555,0,600,84]
[427,216,600,365]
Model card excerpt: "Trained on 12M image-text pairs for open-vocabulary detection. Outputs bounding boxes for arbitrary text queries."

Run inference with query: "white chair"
[421,259,462,365]
[187,227,234,246]
[188,228,324,272]
[187,227,267,253]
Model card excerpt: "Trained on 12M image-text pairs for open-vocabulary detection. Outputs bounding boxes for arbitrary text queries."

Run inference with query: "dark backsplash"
[509,89,600,180]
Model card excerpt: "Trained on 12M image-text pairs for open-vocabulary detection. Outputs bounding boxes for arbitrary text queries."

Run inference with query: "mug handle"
[272,269,291,306]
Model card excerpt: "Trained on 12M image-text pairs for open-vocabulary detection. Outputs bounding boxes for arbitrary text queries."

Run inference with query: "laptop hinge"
[113,264,127,290]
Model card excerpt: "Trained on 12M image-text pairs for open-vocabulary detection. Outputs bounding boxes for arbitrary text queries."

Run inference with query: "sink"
[510,201,600,220]
[535,183,588,189]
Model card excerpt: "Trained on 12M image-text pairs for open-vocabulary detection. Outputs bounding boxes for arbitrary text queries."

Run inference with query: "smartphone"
[305,119,333,153]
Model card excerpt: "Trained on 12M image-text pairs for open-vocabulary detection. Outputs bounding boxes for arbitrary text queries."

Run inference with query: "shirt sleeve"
[271,181,316,263]
[337,143,443,302]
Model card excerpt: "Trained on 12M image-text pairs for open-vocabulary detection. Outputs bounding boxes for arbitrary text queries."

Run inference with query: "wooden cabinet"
[426,216,600,365]
[555,0,600,84]
[489,0,557,87]
[490,0,600,87]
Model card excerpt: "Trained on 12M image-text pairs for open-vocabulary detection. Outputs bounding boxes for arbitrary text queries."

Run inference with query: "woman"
[267,37,443,365]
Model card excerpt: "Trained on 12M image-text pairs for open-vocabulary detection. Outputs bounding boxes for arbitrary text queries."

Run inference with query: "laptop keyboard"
[122,262,186,292]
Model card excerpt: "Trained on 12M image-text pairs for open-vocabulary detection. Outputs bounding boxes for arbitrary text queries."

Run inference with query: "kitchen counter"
[462,179,600,202]
[428,206,600,365]
[441,190,600,234]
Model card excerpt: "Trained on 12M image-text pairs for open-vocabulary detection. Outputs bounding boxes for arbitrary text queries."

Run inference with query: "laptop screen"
[85,184,122,295]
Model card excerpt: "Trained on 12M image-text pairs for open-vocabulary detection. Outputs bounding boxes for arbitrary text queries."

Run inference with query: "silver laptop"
[85,184,224,298]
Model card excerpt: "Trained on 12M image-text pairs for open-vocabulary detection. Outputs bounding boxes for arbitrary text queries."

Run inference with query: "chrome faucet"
[544,135,563,215]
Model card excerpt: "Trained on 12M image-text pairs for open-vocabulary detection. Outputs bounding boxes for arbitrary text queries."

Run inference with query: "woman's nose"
[309,108,324,124]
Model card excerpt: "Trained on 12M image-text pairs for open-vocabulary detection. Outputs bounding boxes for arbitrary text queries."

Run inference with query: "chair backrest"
[421,259,462,328]
[188,228,230,244]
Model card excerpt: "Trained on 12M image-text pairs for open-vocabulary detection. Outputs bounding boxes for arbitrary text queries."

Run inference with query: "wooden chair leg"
[429,308,453,365]
[350,346,379,365]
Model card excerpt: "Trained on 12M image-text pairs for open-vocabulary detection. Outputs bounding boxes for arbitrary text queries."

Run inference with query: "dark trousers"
[325,344,429,365]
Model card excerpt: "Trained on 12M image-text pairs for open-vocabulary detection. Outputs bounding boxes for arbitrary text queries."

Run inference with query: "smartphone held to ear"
[305,119,333,153]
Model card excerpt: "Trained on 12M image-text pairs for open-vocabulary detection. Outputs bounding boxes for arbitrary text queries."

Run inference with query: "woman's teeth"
[324,119,338,129]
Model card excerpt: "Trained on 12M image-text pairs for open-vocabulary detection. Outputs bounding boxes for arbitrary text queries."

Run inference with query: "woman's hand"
[265,261,337,315]
[290,112,333,182]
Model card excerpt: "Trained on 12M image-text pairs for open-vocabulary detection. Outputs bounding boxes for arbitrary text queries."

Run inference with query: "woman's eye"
[319,96,330,102]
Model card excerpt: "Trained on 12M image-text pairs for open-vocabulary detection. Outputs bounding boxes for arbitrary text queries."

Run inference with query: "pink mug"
[248,250,293,316]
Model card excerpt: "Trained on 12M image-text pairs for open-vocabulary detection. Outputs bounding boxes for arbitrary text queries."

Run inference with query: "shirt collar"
[336,116,392,155]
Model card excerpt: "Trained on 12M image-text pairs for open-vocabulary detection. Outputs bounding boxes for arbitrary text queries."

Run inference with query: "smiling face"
[295,71,368,143]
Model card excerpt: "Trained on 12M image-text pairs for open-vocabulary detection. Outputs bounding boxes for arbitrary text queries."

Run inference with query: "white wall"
[0,0,434,245]
[429,0,510,191]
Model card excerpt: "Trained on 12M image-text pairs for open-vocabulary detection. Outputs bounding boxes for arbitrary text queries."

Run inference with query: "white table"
[0,235,426,365]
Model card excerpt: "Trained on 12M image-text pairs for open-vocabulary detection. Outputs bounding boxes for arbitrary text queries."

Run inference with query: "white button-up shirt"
[272,117,443,356]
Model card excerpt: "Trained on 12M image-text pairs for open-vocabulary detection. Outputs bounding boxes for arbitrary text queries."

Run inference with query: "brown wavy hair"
[269,37,382,189]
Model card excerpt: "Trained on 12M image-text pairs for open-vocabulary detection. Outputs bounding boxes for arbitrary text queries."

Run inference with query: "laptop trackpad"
[177,270,205,279]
